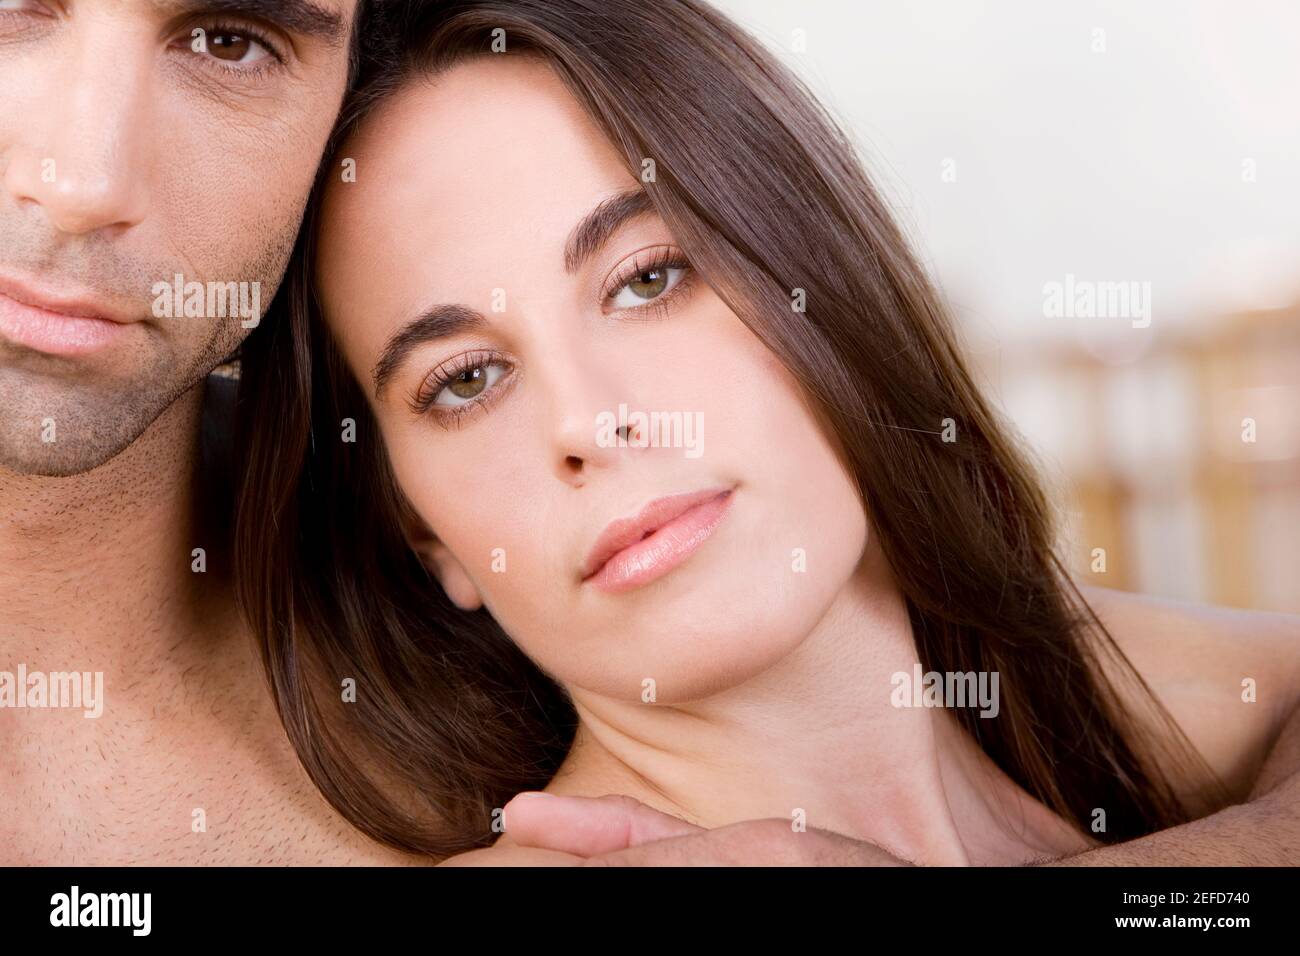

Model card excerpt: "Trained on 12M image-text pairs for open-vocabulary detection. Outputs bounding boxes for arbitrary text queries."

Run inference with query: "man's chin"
[0,392,181,479]
[0,435,145,478]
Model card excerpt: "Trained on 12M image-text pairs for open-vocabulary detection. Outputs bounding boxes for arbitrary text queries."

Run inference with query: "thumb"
[503,792,702,856]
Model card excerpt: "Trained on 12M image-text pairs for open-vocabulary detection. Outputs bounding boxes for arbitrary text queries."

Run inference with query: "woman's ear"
[406,519,484,613]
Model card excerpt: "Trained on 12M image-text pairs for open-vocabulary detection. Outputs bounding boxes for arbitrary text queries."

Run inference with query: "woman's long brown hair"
[235,0,1226,858]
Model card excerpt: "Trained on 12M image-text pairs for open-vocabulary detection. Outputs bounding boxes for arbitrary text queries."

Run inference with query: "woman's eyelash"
[410,349,512,424]
[602,247,694,315]
[406,252,694,428]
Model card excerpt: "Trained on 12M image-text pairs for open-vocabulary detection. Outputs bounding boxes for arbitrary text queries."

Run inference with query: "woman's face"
[316,56,870,702]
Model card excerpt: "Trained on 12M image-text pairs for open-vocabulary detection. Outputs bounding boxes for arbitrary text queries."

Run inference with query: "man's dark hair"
[347,0,378,90]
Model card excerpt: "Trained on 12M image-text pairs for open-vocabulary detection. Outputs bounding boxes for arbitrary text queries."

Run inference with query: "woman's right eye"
[430,360,509,407]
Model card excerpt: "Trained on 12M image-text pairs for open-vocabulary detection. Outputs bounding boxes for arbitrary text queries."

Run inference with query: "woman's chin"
[556,610,815,704]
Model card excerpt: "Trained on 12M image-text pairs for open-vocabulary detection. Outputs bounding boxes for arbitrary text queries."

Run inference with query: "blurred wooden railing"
[976,301,1299,613]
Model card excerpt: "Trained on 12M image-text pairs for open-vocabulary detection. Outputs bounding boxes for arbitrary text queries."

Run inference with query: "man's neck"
[554,551,1093,865]
[0,382,219,670]
[0,379,434,865]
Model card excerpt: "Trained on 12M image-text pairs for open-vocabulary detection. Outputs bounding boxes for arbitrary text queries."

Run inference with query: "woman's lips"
[581,487,735,594]
[0,281,133,356]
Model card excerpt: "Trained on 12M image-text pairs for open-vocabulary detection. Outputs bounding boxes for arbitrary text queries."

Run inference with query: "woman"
[234,0,1293,864]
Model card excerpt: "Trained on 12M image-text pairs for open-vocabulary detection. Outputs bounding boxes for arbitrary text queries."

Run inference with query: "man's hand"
[504,699,1300,866]
[1045,700,1300,866]
[502,793,909,866]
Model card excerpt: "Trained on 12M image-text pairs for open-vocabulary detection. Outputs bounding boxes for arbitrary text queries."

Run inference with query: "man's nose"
[3,33,152,235]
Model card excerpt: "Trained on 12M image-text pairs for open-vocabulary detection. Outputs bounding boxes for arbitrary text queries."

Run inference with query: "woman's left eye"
[609,265,687,309]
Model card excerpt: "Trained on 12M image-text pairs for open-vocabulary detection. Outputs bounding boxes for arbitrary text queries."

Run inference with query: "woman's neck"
[549,550,1097,865]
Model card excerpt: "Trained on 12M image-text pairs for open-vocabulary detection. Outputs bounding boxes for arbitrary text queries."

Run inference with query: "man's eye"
[610,266,686,309]
[0,0,52,16]
[191,27,274,65]
[209,32,264,63]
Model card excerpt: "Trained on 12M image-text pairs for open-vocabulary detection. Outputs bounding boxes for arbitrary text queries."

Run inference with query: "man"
[0,0,1294,868]
[0,0,422,864]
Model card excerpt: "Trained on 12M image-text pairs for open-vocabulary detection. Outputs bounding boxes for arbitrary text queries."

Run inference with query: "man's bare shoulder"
[282,817,439,866]
[1079,584,1300,799]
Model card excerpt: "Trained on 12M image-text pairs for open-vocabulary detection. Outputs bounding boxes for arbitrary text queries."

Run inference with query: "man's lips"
[0,274,138,356]
[580,486,735,594]
[0,274,135,323]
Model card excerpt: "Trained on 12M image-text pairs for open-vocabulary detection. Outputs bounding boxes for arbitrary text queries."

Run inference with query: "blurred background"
[714,0,1300,613]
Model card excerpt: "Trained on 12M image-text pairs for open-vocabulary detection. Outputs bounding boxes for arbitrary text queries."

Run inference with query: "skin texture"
[0,0,425,863]
[314,56,1300,868]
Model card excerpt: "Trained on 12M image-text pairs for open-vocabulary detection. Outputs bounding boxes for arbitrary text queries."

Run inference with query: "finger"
[503,792,702,856]
[580,819,912,867]
[580,829,745,867]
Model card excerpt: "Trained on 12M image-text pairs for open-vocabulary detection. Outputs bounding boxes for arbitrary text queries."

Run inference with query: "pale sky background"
[710,0,1300,351]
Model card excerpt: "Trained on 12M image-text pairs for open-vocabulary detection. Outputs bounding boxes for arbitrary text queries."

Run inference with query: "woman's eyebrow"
[154,0,348,44]
[564,189,654,273]
[372,304,488,398]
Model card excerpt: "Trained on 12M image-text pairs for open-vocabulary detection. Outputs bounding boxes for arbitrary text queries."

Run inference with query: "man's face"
[0,0,356,475]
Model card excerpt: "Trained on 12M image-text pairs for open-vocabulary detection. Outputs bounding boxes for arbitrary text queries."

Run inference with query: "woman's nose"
[539,346,648,485]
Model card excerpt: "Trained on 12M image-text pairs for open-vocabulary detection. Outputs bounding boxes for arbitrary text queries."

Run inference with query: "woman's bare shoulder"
[1079,585,1300,696]
[1078,584,1300,799]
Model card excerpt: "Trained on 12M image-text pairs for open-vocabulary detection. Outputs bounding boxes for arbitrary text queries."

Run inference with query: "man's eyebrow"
[372,304,489,398]
[154,0,348,44]
[564,189,655,273]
